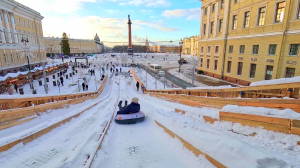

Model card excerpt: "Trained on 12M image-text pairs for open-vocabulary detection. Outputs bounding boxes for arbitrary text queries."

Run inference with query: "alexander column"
[127,15,133,56]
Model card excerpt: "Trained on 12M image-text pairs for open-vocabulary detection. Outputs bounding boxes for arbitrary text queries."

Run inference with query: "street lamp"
[21,36,30,72]
[50,44,54,64]
[179,39,183,73]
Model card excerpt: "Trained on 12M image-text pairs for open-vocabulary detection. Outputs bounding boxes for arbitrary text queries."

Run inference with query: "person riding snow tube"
[115,97,145,124]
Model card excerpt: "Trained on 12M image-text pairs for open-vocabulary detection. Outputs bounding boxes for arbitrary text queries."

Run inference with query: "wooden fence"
[0,75,108,130]
[0,75,108,110]
[147,82,300,99]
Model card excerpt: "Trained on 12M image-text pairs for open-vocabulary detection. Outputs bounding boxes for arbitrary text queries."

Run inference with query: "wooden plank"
[291,127,300,135]
[203,116,219,124]
[219,112,291,126]
[291,120,300,128]
[220,116,290,133]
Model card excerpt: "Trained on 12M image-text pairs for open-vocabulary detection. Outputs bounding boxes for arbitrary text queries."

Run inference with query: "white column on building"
[214,1,220,38]
[10,12,18,44]
[3,10,12,43]
[206,5,211,39]
[0,9,6,43]
[222,0,230,37]
[199,7,204,39]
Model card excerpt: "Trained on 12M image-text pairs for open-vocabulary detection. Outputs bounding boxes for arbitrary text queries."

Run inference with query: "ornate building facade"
[0,0,46,76]
[44,33,103,56]
[198,0,300,86]
[182,36,199,56]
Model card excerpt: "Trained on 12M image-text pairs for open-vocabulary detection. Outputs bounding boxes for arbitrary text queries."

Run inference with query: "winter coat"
[117,102,140,114]
[60,77,64,82]
[136,82,139,87]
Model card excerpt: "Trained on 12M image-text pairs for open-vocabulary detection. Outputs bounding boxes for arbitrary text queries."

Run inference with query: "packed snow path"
[0,71,299,167]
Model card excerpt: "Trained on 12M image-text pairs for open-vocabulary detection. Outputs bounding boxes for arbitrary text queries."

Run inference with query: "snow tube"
[115,111,145,124]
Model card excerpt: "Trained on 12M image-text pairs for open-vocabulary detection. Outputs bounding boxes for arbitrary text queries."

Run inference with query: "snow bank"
[186,85,233,90]
[221,105,300,119]
[250,76,300,86]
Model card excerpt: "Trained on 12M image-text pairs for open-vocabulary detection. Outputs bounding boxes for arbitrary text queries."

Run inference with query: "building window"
[6,14,9,23]
[23,20,26,27]
[252,45,259,55]
[207,46,211,53]
[206,59,210,69]
[237,62,243,75]
[275,2,285,23]
[229,45,233,54]
[10,53,14,63]
[17,53,20,63]
[215,46,219,54]
[219,19,223,32]
[239,45,245,54]
[244,11,250,28]
[28,21,30,28]
[4,53,8,64]
[258,7,266,26]
[285,67,295,78]
[210,21,214,34]
[201,46,204,53]
[298,1,300,19]
[204,7,208,15]
[214,60,218,70]
[289,44,299,56]
[200,58,203,67]
[14,17,16,24]
[232,15,237,30]
[227,61,232,73]
[212,4,215,13]
[203,24,206,35]
[234,0,239,4]
[249,64,257,78]
[18,18,21,26]
[268,44,277,55]
[32,23,34,29]
[265,65,273,80]
[220,0,224,9]
[0,12,2,20]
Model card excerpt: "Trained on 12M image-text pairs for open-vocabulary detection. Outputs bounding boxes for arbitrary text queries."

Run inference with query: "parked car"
[158,71,165,76]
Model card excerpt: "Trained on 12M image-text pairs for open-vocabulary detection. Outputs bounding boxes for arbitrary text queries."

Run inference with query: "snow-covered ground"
[0,55,299,167]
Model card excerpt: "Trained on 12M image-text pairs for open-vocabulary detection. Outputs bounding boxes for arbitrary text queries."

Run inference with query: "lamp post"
[21,36,30,72]
[50,44,54,64]
[179,39,183,73]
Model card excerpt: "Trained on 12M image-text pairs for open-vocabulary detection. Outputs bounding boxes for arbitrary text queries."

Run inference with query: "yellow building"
[198,0,300,86]
[183,36,199,55]
[0,0,46,76]
[44,34,102,56]
[166,45,181,53]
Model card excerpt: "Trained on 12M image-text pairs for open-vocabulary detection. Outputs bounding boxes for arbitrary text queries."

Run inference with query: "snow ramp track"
[90,76,215,168]
[0,76,119,168]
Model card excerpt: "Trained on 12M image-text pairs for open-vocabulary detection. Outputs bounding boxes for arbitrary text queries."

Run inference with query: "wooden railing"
[147,82,300,99]
[0,75,108,110]
[130,67,147,92]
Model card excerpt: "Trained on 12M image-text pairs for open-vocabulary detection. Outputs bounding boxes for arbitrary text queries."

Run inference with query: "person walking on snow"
[136,81,140,91]
[14,83,18,93]
[141,84,145,94]
[82,82,85,91]
[60,76,64,86]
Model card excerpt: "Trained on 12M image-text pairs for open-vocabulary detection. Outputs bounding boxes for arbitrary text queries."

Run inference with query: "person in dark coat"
[120,68,122,72]
[14,83,18,93]
[82,82,85,91]
[60,76,64,86]
[117,98,140,115]
[86,83,88,90]
[136,81,139,91]
[90,70,93,76]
